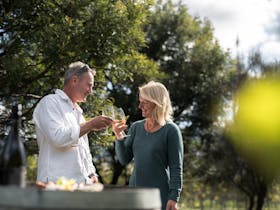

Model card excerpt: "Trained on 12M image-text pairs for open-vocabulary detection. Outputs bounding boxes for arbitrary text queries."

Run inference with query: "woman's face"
[138,96,156,118]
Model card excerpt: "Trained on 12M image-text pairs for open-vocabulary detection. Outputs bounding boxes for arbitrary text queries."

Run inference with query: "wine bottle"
[0,103,26,187]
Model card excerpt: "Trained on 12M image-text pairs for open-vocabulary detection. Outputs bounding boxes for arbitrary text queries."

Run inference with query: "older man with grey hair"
[33,61,112,184]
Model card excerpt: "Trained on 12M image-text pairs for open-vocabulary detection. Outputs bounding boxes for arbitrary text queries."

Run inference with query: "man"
[33,61,112,184]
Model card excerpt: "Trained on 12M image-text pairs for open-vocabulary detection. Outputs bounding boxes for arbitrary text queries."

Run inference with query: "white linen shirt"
[33,89,96,184]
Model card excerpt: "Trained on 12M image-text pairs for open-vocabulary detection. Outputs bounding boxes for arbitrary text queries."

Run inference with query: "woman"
[113,81,184,210]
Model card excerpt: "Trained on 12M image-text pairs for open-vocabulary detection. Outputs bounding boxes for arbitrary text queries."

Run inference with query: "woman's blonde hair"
[139,81,173,126]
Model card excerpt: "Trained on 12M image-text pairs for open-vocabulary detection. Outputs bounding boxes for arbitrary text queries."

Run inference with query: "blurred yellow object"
[41,177,104,192]
[229,76,280,180]
[54,177,77,191]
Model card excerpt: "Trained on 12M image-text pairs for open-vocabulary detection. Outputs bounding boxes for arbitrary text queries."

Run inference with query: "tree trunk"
[248,196,254,210]
[110,160,125,184]
[108,143,126,185]
[199,192,204,210]
[256,183,267,210]
[94,164,104,184]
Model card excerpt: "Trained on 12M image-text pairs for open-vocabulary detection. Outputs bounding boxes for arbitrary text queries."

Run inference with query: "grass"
[178,200,280,210]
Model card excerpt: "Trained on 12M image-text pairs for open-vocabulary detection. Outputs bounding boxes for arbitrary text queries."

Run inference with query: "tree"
[0,0,160,181]
[202,49,280,210]
[229,49,280,210]
[141,0,235,134]
[138,1,276,210]
[100,0,234,185]
[0,0,158,128]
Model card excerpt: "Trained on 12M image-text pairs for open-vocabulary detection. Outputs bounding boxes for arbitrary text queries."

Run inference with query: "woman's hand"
[166,200,178,210]
[112,120,127,140]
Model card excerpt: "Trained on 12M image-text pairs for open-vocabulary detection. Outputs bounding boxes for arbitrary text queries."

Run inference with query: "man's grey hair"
[64,61,96,85]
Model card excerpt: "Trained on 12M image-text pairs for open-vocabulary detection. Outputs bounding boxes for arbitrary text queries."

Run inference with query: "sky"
[181,0,280,63]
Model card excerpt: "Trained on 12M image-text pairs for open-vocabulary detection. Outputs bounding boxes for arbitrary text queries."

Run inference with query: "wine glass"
[102,105,114,135]
[114,107,130,137]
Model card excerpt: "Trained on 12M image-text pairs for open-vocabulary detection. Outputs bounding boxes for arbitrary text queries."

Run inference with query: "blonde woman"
[113,81,184,210]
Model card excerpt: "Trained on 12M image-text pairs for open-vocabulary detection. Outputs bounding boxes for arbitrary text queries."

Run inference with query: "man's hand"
[90,115,113,131]
[166,200,178,210]
[90,175,98,183]
[80,115,113,137]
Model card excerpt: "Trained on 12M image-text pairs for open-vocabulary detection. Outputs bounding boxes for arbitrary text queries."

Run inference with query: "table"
[0,185,161,210]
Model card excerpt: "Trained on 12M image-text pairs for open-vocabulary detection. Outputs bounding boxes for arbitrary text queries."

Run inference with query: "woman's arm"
[167,123,184,203]
[115,124,135,165]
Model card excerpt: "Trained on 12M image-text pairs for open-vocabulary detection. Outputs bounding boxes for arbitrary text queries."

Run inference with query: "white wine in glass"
[102,105,114,135]
[114,107,130,137]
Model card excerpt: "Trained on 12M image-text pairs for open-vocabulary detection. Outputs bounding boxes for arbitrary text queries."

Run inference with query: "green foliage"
[0,0,156,97]
[0,0,159,137]
[0,0,161,188]
[26,154,38,182]
[4,1,279,209]
[140,1,280,209]
[141,0,237,193]
[142,1,234,131]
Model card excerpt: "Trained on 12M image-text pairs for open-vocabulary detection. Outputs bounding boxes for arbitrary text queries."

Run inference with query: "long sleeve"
[33,89,96,184]
[167,124,184,202]
[33,96,80,148]
[114,120,183,209]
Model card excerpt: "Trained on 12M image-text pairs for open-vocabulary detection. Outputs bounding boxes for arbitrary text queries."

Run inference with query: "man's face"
[74,72,94,103]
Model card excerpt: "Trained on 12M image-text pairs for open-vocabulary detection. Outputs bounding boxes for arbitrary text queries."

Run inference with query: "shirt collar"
[55,89,83,114]
[55,89,70,101]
